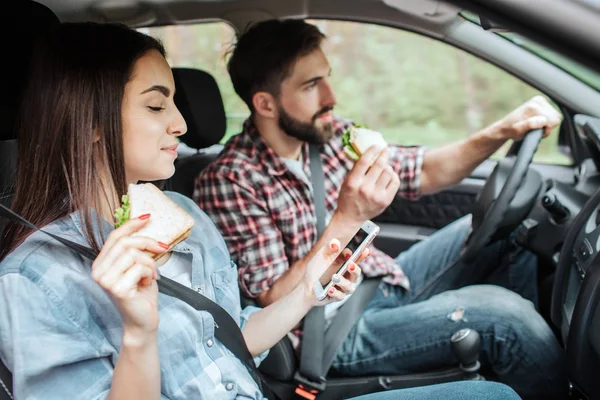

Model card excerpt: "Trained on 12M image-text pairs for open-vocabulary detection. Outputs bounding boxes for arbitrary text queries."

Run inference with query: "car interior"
[1,0,600,399]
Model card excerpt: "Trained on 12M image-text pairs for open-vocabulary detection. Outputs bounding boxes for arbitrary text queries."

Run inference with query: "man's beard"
[277,104,335,145]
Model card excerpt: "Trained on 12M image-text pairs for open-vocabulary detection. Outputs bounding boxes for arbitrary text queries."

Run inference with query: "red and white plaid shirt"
[195,118,425,299]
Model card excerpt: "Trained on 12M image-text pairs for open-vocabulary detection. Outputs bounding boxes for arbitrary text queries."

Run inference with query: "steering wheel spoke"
[463,129,545,261]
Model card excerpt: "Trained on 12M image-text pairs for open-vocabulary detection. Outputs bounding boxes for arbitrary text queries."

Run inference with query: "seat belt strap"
[322,277,380,370]
[294,144,328,398]
[0,359,12,400]
[297,144,383,399]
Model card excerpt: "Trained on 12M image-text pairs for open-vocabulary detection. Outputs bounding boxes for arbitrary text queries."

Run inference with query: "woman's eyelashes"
[147,105,165,112]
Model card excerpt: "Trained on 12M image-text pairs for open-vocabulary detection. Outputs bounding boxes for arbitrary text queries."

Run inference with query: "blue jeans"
[333,216,566,400]
[349,381,521,400]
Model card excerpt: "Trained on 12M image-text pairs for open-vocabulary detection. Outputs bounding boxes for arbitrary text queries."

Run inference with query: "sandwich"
[114,183,195,260]
[342,125,388,161]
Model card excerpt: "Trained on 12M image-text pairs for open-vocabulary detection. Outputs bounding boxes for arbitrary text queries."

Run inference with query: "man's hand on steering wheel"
[462,96,562,262]
[491,95,563,141]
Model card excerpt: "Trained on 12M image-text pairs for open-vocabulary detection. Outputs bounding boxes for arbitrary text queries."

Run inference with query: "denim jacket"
[0,191,268,399]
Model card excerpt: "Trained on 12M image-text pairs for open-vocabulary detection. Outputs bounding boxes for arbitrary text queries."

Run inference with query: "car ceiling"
[35,0,461,36]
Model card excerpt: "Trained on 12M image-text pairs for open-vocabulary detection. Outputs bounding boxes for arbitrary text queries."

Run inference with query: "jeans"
[349,381,521,400]
[333,215,566,400]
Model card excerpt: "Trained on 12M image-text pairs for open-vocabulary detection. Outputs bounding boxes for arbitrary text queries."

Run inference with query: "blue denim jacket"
[0,191,268,399]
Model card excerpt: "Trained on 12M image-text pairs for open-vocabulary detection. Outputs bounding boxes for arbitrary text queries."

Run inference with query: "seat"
[0,0,60,229]
[0,3,61,399]
[164,68,227,198]
[168,67,480,399]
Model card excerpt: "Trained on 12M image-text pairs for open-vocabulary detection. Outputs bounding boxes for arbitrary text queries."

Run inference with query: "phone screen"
[346,227,370,256]
[314,223,378,300]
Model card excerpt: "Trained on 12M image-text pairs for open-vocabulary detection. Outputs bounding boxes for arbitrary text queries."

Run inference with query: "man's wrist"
[331,210,364,231]
[480,119,510,143]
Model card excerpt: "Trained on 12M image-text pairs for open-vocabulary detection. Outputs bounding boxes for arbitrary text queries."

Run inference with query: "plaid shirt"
[196,118,425,299]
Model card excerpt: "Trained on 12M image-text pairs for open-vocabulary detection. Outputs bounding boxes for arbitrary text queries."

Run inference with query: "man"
[195,19,565,399]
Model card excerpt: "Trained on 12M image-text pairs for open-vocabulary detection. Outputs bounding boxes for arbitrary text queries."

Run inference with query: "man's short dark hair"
[227,19,325,112]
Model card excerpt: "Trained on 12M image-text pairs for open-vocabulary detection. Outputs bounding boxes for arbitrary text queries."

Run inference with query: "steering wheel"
[461,128,544,261]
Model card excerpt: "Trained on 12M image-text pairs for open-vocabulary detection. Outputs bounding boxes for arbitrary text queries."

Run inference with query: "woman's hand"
[91,214,168,345]
[303,239,369,306]
[243,239,370,356]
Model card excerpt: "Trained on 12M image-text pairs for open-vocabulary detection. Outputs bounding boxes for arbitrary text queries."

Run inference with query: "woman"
[0,22,519,400]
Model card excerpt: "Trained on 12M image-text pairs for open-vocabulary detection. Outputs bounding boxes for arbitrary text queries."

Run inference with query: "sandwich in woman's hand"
[114,183,195,259]
[342,125,388,161]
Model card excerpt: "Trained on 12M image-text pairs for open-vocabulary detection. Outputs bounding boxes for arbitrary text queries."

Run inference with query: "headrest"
[1,1,60,141]
[172,68,227,150]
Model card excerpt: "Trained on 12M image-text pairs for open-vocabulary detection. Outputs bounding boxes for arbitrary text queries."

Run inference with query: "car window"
[312,19,570,165]
[140,23,248,142]
[142,20,570,165]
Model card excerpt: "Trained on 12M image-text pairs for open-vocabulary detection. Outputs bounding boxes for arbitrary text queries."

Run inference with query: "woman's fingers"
[98,213,153,258]
[94,248,157,289]
[331,248,351,270]
[91,215,168,308]
[92,236,164,279]
[343,263,362,284]
[334,246,369,271]
[322,247,351,284]
[321,245,370,286]
[110,263,155,300]
[308,238,344,282]
[326,286,346,301]
[324,238,342,260]
[331,273,355,294]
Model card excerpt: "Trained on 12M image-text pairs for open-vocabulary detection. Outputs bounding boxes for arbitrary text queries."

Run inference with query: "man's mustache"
[312,106,334,123]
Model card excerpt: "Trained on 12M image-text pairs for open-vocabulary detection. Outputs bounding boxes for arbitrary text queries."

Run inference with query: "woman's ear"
[252,91,277,119]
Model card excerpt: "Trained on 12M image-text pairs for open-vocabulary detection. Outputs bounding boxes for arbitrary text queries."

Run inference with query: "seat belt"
[0,203,279,400]
[156,276,280,399]
[296,144,382,400]
[293,144,328,399]
[0,360,11,400]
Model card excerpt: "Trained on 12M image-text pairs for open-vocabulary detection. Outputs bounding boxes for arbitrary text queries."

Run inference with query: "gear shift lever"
[451,328,484,380]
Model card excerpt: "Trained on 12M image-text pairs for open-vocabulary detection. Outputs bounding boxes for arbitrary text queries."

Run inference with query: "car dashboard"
[544,115,600,399]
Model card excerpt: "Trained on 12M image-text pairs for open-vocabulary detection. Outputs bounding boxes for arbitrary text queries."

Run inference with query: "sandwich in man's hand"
[342,125,388,162]
[114,183,195,260]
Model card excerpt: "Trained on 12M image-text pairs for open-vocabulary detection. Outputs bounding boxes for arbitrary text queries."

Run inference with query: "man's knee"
[450,285,551,339]
[473,287,563,368]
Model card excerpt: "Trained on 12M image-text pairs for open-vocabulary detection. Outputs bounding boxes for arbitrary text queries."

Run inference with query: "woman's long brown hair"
[0,22,165,261]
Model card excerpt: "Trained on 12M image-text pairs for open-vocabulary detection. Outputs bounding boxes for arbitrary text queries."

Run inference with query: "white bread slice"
[349,127,388,157]
[127,183,195,259]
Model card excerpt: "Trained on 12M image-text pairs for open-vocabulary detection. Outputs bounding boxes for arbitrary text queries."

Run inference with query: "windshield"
[460,12,600,91]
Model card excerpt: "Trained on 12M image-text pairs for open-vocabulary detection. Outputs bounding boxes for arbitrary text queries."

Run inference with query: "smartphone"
[313,220,380,301]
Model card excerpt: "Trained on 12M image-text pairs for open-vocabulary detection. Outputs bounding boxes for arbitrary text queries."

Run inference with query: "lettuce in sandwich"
[342,126,361,161]
[342,124,388,162]
[114,195,130,228]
